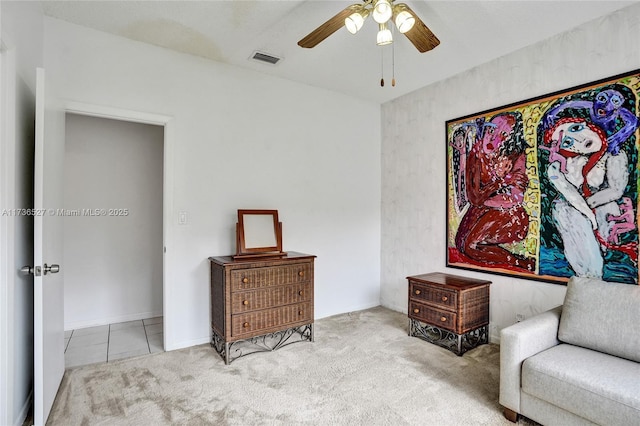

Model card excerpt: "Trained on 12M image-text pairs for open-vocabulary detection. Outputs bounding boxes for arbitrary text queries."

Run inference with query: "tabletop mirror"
[234,209,285,259]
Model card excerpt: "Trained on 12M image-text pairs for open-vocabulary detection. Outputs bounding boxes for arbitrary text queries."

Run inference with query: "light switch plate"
[178,211,188,225]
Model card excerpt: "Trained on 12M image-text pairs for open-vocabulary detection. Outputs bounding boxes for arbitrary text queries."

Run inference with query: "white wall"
[0,2,42,424]
[63,114,163,329]
[43,17,381,350]
[380,4,640,341]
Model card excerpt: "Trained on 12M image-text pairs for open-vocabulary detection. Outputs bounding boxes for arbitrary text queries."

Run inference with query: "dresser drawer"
[409,281,457,310]
[409,301,457,333]
[231,302,313,337]
[231,283,312,313]
[231,263,312,291]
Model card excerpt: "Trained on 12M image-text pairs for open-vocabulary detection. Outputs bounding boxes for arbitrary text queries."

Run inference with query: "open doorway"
[62,113,164,368]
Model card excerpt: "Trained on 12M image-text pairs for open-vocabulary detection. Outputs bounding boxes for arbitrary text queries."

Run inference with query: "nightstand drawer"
[231,302,313,337]
[409,281,457,310]
[409,301,456,332]
[231,283,312,313]
[231,263,311,291]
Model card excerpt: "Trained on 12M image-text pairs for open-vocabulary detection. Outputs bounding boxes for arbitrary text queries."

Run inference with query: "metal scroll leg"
[310,323,315,342]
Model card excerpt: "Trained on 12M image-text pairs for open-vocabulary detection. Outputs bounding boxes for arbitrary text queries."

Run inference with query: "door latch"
[20,265,42,276]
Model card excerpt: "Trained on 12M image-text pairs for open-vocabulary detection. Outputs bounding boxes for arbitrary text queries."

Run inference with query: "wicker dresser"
[208,252,315,364]
[407,272,490,355]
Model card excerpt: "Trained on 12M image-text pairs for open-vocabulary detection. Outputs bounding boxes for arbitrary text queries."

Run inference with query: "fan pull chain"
[380,48,384,87]
[392,40,396,87]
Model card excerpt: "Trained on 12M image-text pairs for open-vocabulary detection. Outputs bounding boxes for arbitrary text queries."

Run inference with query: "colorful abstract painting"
[446,70,640,285]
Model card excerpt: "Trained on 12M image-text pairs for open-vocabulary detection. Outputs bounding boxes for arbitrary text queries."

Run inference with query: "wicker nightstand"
[407,272,490,355]
[209,252,315,364]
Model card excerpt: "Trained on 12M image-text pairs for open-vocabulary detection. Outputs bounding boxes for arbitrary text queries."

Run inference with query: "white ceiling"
[40,0,636,104]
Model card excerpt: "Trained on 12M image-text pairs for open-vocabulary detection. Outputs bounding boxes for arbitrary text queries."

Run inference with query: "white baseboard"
[489,326,500,344]
[64,310,163,331]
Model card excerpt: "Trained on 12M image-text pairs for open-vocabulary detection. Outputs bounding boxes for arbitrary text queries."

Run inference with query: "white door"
[33,67,65,425]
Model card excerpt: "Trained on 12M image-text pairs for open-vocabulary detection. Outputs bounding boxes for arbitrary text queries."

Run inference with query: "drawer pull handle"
[298,271,304,277]
[413,308,419,314]
[298,290,304,296]
[440,316,447,322]
[298,310,303,316]
[415,289,421,295]
[243,322,250,328]
[243,300,249,306]
[242,277,249,284]
[441,296,448,302]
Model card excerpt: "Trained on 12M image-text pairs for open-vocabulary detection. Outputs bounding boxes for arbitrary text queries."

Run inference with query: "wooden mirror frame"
[234,209,285,259]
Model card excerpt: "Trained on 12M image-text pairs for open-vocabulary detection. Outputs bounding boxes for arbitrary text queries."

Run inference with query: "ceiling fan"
[298,0,440,53]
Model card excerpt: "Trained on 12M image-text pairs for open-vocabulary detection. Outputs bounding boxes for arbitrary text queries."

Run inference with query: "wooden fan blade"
[401,5,440,53]
[298,6,357,49]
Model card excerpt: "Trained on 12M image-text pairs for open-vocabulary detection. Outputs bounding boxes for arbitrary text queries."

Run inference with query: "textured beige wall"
[380,4,640,341]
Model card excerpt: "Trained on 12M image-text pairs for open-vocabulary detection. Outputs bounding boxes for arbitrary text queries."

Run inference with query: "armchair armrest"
[499,305,562,415]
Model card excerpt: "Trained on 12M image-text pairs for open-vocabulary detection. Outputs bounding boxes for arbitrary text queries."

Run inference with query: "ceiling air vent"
[251,51,282,65]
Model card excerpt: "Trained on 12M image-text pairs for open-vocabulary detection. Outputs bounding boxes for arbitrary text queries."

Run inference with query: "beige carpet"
[47,307,532,425]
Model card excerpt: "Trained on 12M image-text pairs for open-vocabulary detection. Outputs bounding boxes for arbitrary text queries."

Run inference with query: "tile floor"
[64,317,164,369]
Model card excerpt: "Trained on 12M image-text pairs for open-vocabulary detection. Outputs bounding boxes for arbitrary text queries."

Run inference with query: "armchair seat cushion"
[522,343,640,426]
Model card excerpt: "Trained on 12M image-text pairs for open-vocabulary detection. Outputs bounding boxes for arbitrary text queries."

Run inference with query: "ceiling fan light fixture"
[297,0,440,56]
[372,0,393,24]
[393,5,415,33]
[376,23,393,46]
[345,7,369,34]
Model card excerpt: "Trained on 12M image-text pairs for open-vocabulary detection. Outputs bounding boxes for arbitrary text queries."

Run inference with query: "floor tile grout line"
[64,330,73,353]
[106,324,111,362]
[143,322,151,353]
